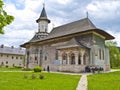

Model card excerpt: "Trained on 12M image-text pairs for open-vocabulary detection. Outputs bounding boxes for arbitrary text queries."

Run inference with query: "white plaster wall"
[0,54,23,67]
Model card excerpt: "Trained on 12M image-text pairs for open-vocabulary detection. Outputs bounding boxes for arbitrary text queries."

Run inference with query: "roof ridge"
[87,18,96,28]
[53,18,96,30]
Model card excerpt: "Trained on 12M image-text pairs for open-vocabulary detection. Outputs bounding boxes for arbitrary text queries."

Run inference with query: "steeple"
[40,6,47,18]
[29,4,51,42]
[36,5,50,23]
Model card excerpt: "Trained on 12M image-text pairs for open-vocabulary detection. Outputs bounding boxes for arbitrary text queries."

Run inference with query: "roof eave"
[92,29,115,40]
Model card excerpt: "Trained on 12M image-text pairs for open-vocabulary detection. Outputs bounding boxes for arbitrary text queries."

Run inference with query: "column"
[75,51,79,65]
[80,49,85,65]
[81,56,84,65]
[58,51,62,65]
[67,52,70,65]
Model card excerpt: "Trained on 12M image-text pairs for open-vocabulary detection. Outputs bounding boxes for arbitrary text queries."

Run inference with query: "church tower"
[36,5,50,33]
[30,5,50,41]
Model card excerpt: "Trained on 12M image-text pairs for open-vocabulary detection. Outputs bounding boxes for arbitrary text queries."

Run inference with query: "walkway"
[76,74,88,90]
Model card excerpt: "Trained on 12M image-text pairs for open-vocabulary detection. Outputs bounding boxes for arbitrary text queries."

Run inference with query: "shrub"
[33,66,42,72]
[6,65,8,68]
[23,74,28,79]
[39,74,44,79]
[95,67,104,73]
[31,74,36,79]
[14,66,22,69]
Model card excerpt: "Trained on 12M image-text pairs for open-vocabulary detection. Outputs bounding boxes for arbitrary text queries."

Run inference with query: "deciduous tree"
[0,0,14,34]
[105,41,120,68]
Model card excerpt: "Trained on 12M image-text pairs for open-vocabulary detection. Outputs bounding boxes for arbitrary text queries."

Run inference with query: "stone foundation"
[51,65,86,73]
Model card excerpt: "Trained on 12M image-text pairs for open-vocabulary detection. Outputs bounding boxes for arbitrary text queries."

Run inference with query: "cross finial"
[43,3,45,7]
[86,11,88,18]
[43,0,45,7]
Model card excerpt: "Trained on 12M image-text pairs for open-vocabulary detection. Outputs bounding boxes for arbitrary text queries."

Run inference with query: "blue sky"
[1,0,120,47]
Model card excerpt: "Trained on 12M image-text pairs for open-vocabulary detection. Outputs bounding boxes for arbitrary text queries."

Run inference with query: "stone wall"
[59,65,86,72]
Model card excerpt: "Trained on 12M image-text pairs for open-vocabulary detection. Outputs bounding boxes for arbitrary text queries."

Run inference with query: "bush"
[95,66,104,73]
[33,66,42,72]
[14,66,22,69]
[39,74,44,79]
[31,74,36,79]
[6,65,8,68]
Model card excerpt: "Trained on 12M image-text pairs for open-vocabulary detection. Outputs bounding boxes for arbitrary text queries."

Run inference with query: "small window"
[16,57,18,59]
[40,50,42,54]
[1,62,4,66]
[55,50,58,60]
[12,56,14,59]
[6,61,8,64]
[102,50,104,60]
[20,57,22,59]
[45,56,47,61]
[99,49,104,60]
[35,56,37,60]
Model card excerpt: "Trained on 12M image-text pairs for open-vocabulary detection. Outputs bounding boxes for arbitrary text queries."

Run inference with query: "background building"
[0,44,25,67]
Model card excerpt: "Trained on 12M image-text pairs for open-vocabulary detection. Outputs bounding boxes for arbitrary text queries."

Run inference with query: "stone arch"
[78,53,81,65]
[62,52,67,64]
[26,51,30,68]
[83,52,89,65]
[70,53,75,65]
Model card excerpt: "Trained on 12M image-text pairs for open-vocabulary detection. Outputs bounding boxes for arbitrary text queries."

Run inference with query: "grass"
[0,72,80,90]
[0,67,22,71]
[88,71,120,90]
[112,67,120,70]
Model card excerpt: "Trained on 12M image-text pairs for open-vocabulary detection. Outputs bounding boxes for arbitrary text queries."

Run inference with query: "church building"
[21,6,114,72]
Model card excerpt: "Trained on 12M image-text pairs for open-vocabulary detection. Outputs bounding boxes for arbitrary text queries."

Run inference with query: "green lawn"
[0,72,80,90]
[0,67,22,71]
[88,71,120,90]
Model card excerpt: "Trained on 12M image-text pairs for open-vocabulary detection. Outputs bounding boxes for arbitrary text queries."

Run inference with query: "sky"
[0,0,120,47]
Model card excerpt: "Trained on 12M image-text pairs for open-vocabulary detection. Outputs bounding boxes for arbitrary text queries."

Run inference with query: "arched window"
[62,53,67,64]
[26,51,29,66]
[83,53,88,65]
[70,53,75,65]
[78,54,81,65]
[6,61,8,64]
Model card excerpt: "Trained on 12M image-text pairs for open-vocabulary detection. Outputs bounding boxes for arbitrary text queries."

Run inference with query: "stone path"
[76,74,88,90]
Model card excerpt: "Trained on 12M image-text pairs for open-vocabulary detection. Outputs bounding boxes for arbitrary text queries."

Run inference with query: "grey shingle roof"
[40,7,47,18]
[30,32,49,42]
[57,38,89,49]
[46,18,96,40]
[37,18,114,41]
[36,7,50,23]
[21,18,114,47]
[0,46,25,55]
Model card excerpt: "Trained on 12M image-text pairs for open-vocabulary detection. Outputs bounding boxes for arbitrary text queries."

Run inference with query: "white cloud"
[86,1,120,20]
[49,0,73,5]
[0,28,35,46]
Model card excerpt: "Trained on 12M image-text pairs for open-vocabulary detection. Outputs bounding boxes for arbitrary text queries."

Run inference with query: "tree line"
[106,41,120,68]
